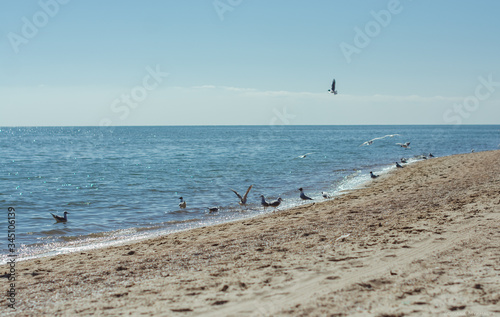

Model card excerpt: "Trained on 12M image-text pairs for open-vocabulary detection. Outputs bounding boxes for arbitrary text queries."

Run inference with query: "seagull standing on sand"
[260,195,270,210]
[269,198,282,211]
[370,171,379,179]
[231,185,253,207]
[322,192,331,199]
[360,134,400,146]
[178,197,187,209]
[51,211,69,223]
[299,188,313,200]
[395,162,404,168]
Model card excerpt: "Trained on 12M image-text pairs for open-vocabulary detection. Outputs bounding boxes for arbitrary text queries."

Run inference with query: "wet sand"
[2,150,500,316]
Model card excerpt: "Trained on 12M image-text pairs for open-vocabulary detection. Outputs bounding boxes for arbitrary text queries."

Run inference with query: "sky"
[1,0,499,126]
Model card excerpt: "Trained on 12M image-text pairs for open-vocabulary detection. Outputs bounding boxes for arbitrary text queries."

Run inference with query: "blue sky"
[1,0,499,126]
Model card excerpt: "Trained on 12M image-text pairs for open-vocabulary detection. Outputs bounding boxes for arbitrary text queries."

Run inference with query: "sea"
[1,125,499,264]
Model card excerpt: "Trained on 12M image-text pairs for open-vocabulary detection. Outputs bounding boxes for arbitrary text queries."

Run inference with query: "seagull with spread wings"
[231,185,253,207]
[328,78,338,94]
[360,134,400,146]
[295,152,313,159]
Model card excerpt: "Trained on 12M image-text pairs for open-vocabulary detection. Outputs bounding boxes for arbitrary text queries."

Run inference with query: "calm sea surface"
[1,125,498,263]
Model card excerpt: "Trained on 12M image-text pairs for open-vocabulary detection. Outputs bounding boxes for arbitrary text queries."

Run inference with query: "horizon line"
[1,123,499,128]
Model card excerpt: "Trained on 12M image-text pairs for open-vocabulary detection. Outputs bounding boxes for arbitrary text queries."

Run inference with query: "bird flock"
[174,147,429,215]
[51,135,436,223]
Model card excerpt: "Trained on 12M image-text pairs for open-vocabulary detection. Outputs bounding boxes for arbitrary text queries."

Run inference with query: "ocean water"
[1,125,498,263]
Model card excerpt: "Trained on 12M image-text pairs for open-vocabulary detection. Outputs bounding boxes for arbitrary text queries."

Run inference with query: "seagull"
[51,211,69,223]
[269,198,282,210]
[230,185,253,206]
[396,142,411,148]
[335,233,351,242]
[428,153,434,157]
[299,188,313,200]
[395,162,404,168]
[322,192,331,199]
[401,157,408,163]
[360,134,400,146]
[296,152,313,159]
[370,171,379,179]
[328,78,338,94]
[178,197,186,209]
[208,207,219,213]
[260,195,270,210]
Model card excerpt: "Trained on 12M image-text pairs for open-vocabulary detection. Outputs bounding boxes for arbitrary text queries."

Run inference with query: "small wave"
[160,218,203,226]
[148,188,169,193]
[331,168,357,173]
[40,229,70,235]
[86,228,138,238]
[165,209,193,215]
[66,201,91,206]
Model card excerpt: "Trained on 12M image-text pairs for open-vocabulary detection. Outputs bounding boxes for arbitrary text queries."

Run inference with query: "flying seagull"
[299,188,313,200]
[178,197,186,209]
[397,142,411,148]
[328,78,338,95]
[51,211,69,223]
[231,185,253,206]
[295,152,313,159]
[360,134,400,146]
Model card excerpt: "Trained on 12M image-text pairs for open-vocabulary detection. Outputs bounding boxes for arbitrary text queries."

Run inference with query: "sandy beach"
[2,150,500,316]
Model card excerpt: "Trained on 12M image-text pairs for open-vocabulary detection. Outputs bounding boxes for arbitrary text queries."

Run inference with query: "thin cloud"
[186,85,317,97]
[169,85,467,102]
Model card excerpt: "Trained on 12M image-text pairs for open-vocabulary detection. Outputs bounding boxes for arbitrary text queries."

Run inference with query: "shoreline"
[3,150,500,316]
[3,156,397,265]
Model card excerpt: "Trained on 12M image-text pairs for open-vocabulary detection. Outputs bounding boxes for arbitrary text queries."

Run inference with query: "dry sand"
[2,150,500,316]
